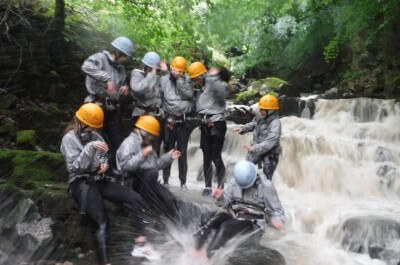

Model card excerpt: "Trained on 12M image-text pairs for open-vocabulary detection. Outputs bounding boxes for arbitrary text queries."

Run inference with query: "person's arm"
[117,140,146,172]
[81,53,111,83]
[130,70,159,96]
[61,137,99,174]
[157,152,173,169]
[215,180,234,208]
[252,119,281,156]
[262,179,284,224]
[176,76,194,99]
[241,116,257,134]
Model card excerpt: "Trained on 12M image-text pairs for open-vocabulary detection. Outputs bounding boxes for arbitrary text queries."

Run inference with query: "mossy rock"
[0,149,67,184]
[235,90,261,103]
[250,77,288,94]
[0,117,18,138]
[16,130,37,150]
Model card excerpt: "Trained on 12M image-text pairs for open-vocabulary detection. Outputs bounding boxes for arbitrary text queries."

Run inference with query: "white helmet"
[142,52,161,69]
[233,161,257,189]
[111,37,134,57]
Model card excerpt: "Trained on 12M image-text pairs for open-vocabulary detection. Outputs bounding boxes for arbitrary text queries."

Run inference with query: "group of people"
[60,36,286,265]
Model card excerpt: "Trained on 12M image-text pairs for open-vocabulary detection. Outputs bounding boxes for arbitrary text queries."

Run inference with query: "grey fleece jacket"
[60,130,108,184]
[116,132,172,173]
[196,74,227,122]
[81,50,126,102]
[160,73,194,116]
[130,69,162,116]
[216,177,284,229]
[241,111,282,157]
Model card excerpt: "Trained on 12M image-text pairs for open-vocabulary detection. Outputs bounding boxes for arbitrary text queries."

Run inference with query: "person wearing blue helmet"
[193,160,284,260]
[81,36,135,156]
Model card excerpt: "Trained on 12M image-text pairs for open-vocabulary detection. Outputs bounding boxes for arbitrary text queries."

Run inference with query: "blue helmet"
[142,51,161,68]
[111,37,134,57]
[233,161,257,189]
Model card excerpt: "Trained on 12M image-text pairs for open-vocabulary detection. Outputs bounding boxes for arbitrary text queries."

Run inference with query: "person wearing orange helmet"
[60,103,150,265]
[159,56,194,189]
[233,94,282,180]
[188,62,229,197]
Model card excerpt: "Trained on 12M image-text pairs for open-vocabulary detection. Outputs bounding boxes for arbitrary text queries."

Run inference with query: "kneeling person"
[194,160,284,259]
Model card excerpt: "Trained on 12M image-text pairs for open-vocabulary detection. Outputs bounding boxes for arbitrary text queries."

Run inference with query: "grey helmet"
[142,52,161,69]
[111,37,134,57]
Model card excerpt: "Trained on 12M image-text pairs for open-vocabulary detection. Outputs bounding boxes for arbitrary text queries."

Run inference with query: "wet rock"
[16,130,37,150]
[375,146,396,163]
[0,116,18,145]
[0,93,18,110]
[228,245,285,265]
[341,216,400,264]
[377,162,399,188]
[226,104,255,124]
[279,96,300,117]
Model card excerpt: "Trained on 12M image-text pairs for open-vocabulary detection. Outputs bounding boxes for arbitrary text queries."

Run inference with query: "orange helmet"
[76,103,104,128]
[135,115,160,136]
[259,94,279,110]
[171,56,187,72]
[188,62,207,79]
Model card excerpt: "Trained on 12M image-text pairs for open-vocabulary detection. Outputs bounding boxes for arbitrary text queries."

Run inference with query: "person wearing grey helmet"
[193,160,284,261]
[81,36,134,157]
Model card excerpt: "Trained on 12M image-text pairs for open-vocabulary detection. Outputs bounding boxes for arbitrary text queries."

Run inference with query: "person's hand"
[233,127,243,134]
[160,61,168,72]
[208,67,220,75]
[271,218,284,230]
[95,141,109,153]
[98,163,109,174]
[212,188,224,199]
[244,145,254,151]
[169,149,181,159]
[141,146,153,157]
[119,85,129,96]
[107,81,116,97]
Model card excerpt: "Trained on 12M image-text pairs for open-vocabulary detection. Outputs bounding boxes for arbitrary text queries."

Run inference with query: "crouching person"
[116,115,181,220]
[61,103,151,265]
[194,160,284,260]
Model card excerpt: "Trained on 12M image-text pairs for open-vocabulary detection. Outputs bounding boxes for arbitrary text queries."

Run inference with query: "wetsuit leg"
[210,121,226,188]
[262,155,279,180]
[207,219,255,256]
[200,125,213,188]
[176,123,190,186]
[99,180,148,234]
[195,211,233,249]
[162,122,177,185]
[70,179,109,265]
[104,109,123,152]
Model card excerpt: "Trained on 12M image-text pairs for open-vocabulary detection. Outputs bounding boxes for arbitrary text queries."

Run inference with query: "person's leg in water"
[70,179,111,265]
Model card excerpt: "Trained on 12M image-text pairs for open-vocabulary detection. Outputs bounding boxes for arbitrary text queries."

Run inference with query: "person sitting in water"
[60,103,151,265]
[194,160,285,260]
[234,94,282,180]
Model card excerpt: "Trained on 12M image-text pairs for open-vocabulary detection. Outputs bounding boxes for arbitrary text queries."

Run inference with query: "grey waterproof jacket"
[60,130,108,184]
[160,74,194,116]
[196,74,227,122]
[130,69,162,116]
[81,50,126,102]
[241,111,282,157]
[216,177,284,228]
[116,132,172,173]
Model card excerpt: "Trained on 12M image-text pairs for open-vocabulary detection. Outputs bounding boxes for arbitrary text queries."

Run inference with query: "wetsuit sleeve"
[117,140,146,172]
[130,70,159,96]
[61,138,98,174]
[176,76,194,99]
[81,53,112,82]
[215,181,234,208]
[252,119,281,156]
[157,153,173,169]
[241,116,257,134]
[262,179,284,222]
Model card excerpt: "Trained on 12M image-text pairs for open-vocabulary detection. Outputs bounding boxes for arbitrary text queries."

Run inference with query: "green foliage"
[235,90,261,103]
[16,130,37,150]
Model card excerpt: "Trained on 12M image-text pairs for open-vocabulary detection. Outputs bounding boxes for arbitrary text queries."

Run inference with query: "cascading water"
[164,97,400,265]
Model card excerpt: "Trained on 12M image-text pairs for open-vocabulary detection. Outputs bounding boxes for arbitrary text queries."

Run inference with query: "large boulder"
[341,216,400,264]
